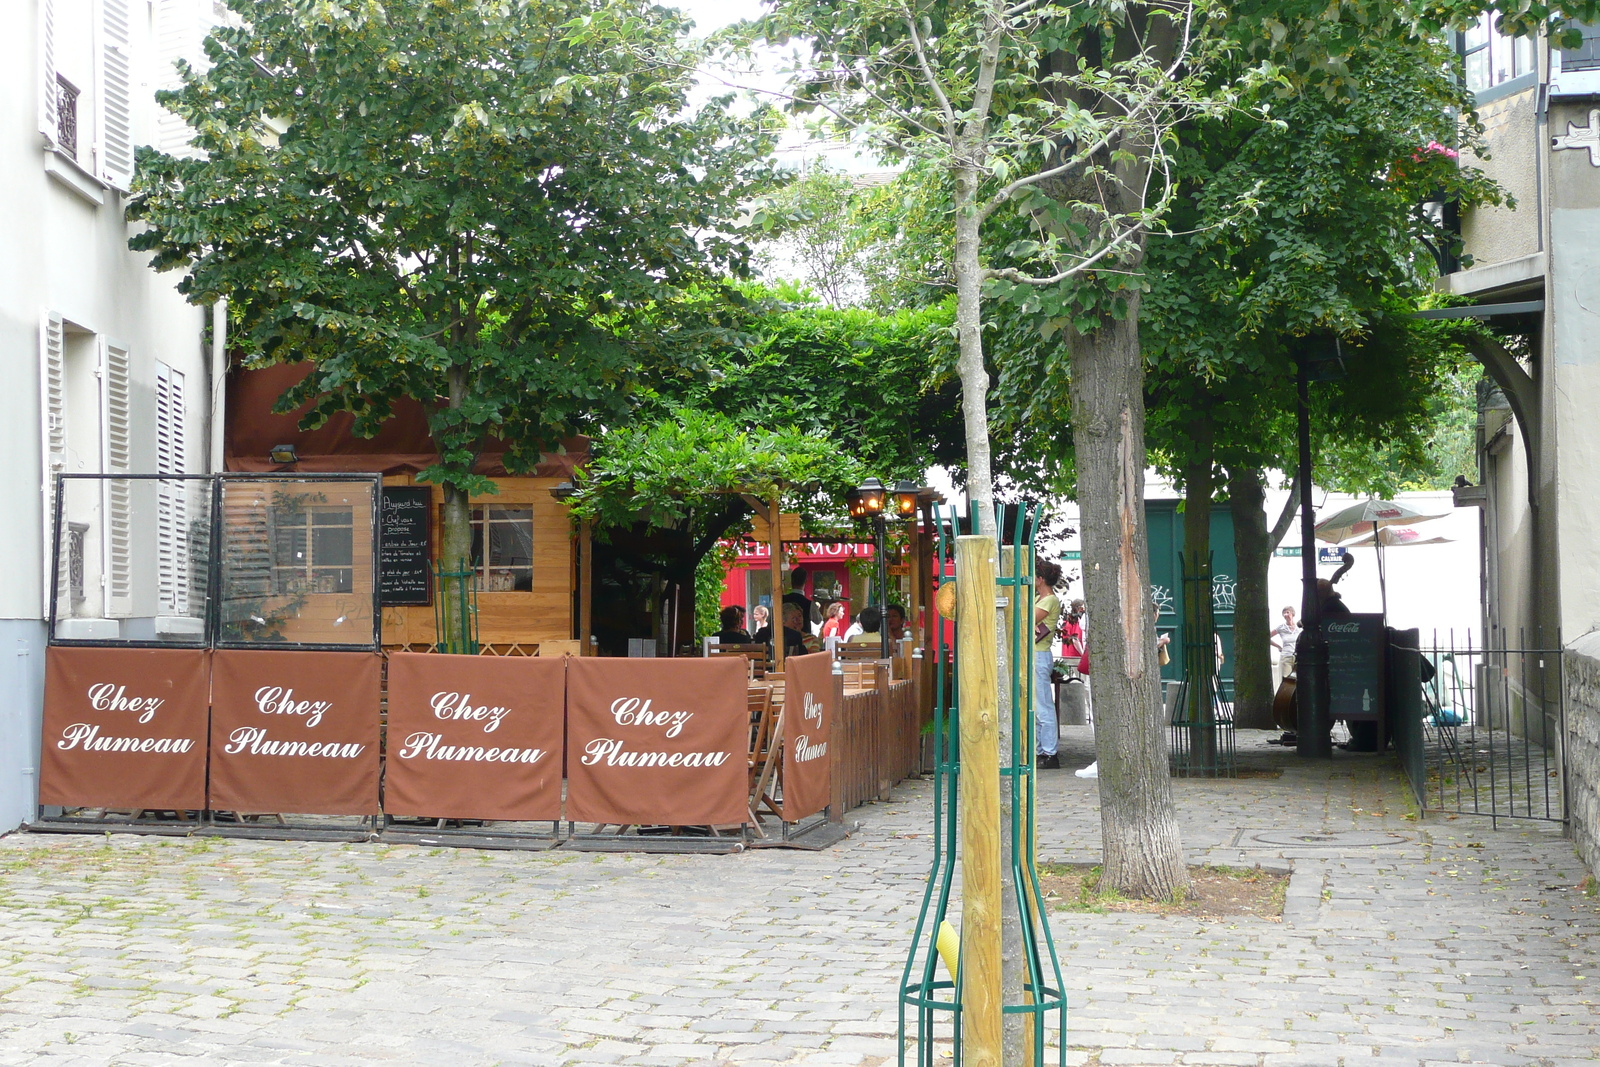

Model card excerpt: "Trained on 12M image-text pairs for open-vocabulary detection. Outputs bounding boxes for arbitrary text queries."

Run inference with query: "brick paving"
[0,726,1594,1066]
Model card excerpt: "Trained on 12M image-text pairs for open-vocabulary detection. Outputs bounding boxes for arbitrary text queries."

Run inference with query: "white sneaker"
[1074,761,1098,779]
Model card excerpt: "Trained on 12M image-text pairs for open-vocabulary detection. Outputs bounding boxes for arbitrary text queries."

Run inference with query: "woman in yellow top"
[1033,558,1065,768]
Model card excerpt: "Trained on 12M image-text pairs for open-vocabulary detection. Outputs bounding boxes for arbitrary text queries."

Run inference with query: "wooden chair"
[838,658,887,692]
[747,684,783,831]
[710,642,771,678]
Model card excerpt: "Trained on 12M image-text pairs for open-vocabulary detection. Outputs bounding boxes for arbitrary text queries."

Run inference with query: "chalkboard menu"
[380,487,433,606]
[1323,613,1385,722]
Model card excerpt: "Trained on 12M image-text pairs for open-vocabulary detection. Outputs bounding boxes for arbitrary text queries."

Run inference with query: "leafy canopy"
[130,0,776,496]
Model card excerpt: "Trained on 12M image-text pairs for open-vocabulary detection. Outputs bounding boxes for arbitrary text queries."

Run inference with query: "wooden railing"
[830,662,923,817]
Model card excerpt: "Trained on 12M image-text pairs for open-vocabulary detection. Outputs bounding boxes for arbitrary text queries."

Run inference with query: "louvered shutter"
[155,362,188,614]
[40,313,66,609]
[154,0,207,157]
[100,338,133,616]
[39,0,57,145]
[98,0,134,190]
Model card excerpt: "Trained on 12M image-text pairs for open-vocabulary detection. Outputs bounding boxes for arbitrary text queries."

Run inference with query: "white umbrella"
[1313,499,1447,543]
[1344,526,1453,548]
[1315,499,1448,615]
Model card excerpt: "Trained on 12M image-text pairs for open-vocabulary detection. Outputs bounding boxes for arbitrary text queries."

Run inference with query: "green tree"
[129,0,774,633]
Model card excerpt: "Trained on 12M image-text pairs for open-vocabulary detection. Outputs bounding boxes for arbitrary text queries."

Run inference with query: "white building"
[0,0,220,830]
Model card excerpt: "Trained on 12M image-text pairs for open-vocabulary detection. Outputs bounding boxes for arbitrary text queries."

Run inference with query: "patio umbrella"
[1315,500,1448,616]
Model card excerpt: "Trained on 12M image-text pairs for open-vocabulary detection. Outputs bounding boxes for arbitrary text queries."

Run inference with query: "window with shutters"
[156,363,188,614]
[39,0,136,191]
[39,314,67,608]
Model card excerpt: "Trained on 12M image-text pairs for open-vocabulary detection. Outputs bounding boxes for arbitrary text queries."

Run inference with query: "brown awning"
[225,362,587,478]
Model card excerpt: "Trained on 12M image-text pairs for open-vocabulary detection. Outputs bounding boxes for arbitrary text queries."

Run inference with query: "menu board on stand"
[379,486,432,606]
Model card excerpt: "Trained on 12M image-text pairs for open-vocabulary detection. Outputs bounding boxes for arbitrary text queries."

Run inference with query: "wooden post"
[829,661,845,823]
[770,492,785,673]
[579,519,593,655]
[956,535,1002,1067]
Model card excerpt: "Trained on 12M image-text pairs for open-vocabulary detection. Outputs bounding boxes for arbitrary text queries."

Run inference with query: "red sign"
[383,653,565,822]
[39,647,210,811]
[208,649,381,816]
[781,652,835,821]
[564,657,749,827]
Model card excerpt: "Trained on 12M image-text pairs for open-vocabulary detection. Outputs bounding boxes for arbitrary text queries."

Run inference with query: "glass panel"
[1465,46,1491,91]
[50,475,213,645]
[1514,33,1536,77]
[469,505,533,591]
[1463,15,1490,53]
[218,478,377,647]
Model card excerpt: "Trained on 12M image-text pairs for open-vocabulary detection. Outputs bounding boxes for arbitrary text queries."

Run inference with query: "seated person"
[753,603,815,659]
[712,605,752,645]
[885,603,908,643]
[846,606,884,645]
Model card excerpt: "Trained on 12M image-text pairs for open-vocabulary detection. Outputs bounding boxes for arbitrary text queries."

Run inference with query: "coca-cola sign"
[40,647,210,811]
[383,653,564,821]
[565,657,748,827]
[781,652,835,821]
[208,649,381,816]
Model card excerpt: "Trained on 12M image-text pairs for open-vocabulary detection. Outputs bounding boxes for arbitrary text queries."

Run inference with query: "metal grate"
[55,76,78,160]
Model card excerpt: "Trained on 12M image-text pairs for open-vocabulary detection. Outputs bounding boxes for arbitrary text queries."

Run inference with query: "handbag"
[1034,621,1052,643]
[1076,650,1091,675]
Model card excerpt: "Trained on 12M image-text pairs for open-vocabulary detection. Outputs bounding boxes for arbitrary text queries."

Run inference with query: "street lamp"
[850,478,923,657]
[1293,335,1346,760]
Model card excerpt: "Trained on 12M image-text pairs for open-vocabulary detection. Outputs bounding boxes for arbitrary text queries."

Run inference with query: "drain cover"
[1242,829,1412,849]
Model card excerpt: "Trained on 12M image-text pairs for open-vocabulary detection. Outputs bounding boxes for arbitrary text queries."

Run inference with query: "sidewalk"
[0,728,1593,1066]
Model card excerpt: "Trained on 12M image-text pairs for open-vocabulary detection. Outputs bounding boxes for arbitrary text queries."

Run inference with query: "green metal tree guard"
[433,560,480,655]
[898,502,1067,1065]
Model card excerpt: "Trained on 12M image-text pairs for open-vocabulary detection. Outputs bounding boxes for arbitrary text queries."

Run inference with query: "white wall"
[0,0,215,828]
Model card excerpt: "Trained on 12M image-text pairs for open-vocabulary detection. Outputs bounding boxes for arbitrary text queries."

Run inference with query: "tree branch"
[1268,471,1300,551]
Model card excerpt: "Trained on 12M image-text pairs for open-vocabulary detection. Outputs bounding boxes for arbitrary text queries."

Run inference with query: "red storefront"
[720,540,876,629]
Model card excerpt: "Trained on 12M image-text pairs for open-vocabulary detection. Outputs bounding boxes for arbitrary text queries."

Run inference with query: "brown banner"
[39,647,211,811]
[781,652,836,821]
[208,649,381,816]
[565,657,748,827]
[383,653,565,821]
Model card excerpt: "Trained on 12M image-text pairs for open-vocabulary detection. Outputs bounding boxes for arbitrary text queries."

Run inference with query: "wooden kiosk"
[225,363,588,655]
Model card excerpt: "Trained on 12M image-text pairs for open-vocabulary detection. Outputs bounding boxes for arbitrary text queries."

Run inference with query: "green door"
[1145,502,1237,697]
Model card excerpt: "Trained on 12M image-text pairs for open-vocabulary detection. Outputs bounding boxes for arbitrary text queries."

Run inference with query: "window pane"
[488,508,533,568]
[1465,47,1491,91]
[1464,15,1490,52]
[313,524,353,568]
[1515,33,1537,77]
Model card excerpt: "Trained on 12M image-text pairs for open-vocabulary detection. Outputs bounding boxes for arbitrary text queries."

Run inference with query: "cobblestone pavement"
[0,727,1595,1066]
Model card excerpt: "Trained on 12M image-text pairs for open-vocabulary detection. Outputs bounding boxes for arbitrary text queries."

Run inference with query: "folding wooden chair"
[710,642,771,678]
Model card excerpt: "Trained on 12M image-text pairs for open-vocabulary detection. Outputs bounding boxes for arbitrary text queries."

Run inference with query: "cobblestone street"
[0,728,1594,1066]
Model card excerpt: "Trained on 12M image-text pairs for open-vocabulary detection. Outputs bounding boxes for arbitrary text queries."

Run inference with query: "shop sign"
[564,657,748,827]
[733,541,875,563]
[39,646,210,811]
[780,652,834,821]
[383,652,565,821]
[208,649,381,816]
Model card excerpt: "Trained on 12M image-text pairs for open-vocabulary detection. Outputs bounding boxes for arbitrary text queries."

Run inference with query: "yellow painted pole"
[956,535,1001,1067]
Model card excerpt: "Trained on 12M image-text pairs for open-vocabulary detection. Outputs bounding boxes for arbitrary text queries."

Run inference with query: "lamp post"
[846,478,923,658]
[1294,337,1345,759]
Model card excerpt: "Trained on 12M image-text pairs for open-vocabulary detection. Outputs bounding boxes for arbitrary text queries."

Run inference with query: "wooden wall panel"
[379,475,575,649]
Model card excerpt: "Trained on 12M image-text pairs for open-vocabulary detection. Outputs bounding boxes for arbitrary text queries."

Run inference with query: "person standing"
[1033,558,1065,769]
[1271,605,1300,684]
[820,601,849,641]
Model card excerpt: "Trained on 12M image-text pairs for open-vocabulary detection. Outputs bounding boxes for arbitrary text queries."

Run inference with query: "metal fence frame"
[48,472,383,653]
[1391,629,1566,827]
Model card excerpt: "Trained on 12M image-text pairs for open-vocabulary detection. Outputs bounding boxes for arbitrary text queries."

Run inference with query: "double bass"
[1271,555,1355,730]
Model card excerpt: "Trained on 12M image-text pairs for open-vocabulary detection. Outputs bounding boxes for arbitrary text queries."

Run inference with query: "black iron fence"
[1391,629,1566,826]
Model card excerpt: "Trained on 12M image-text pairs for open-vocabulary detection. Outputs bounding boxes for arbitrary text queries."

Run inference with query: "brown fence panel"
[565,657,749,827]
[39,646,211,811]
[209,649,381,816]
[383,652,565,822]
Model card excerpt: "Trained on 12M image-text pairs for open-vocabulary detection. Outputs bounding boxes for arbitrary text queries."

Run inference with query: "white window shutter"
[155,362,188,614]
[154,0,208,157]
[100,338,133,616]
[40,313,66,609]
[98,0,135,190]
[39,0,57,145]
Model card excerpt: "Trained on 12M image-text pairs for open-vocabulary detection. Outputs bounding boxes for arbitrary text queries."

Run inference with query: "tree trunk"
[438,363,475,652]
[1068,299,1189,900]
[1228,467,1275,729]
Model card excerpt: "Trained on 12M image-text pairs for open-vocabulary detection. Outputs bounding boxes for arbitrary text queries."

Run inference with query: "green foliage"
[130,0,777,499]
[681,293,963,478]
[694,542,739,639]
[570,408,867,536]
